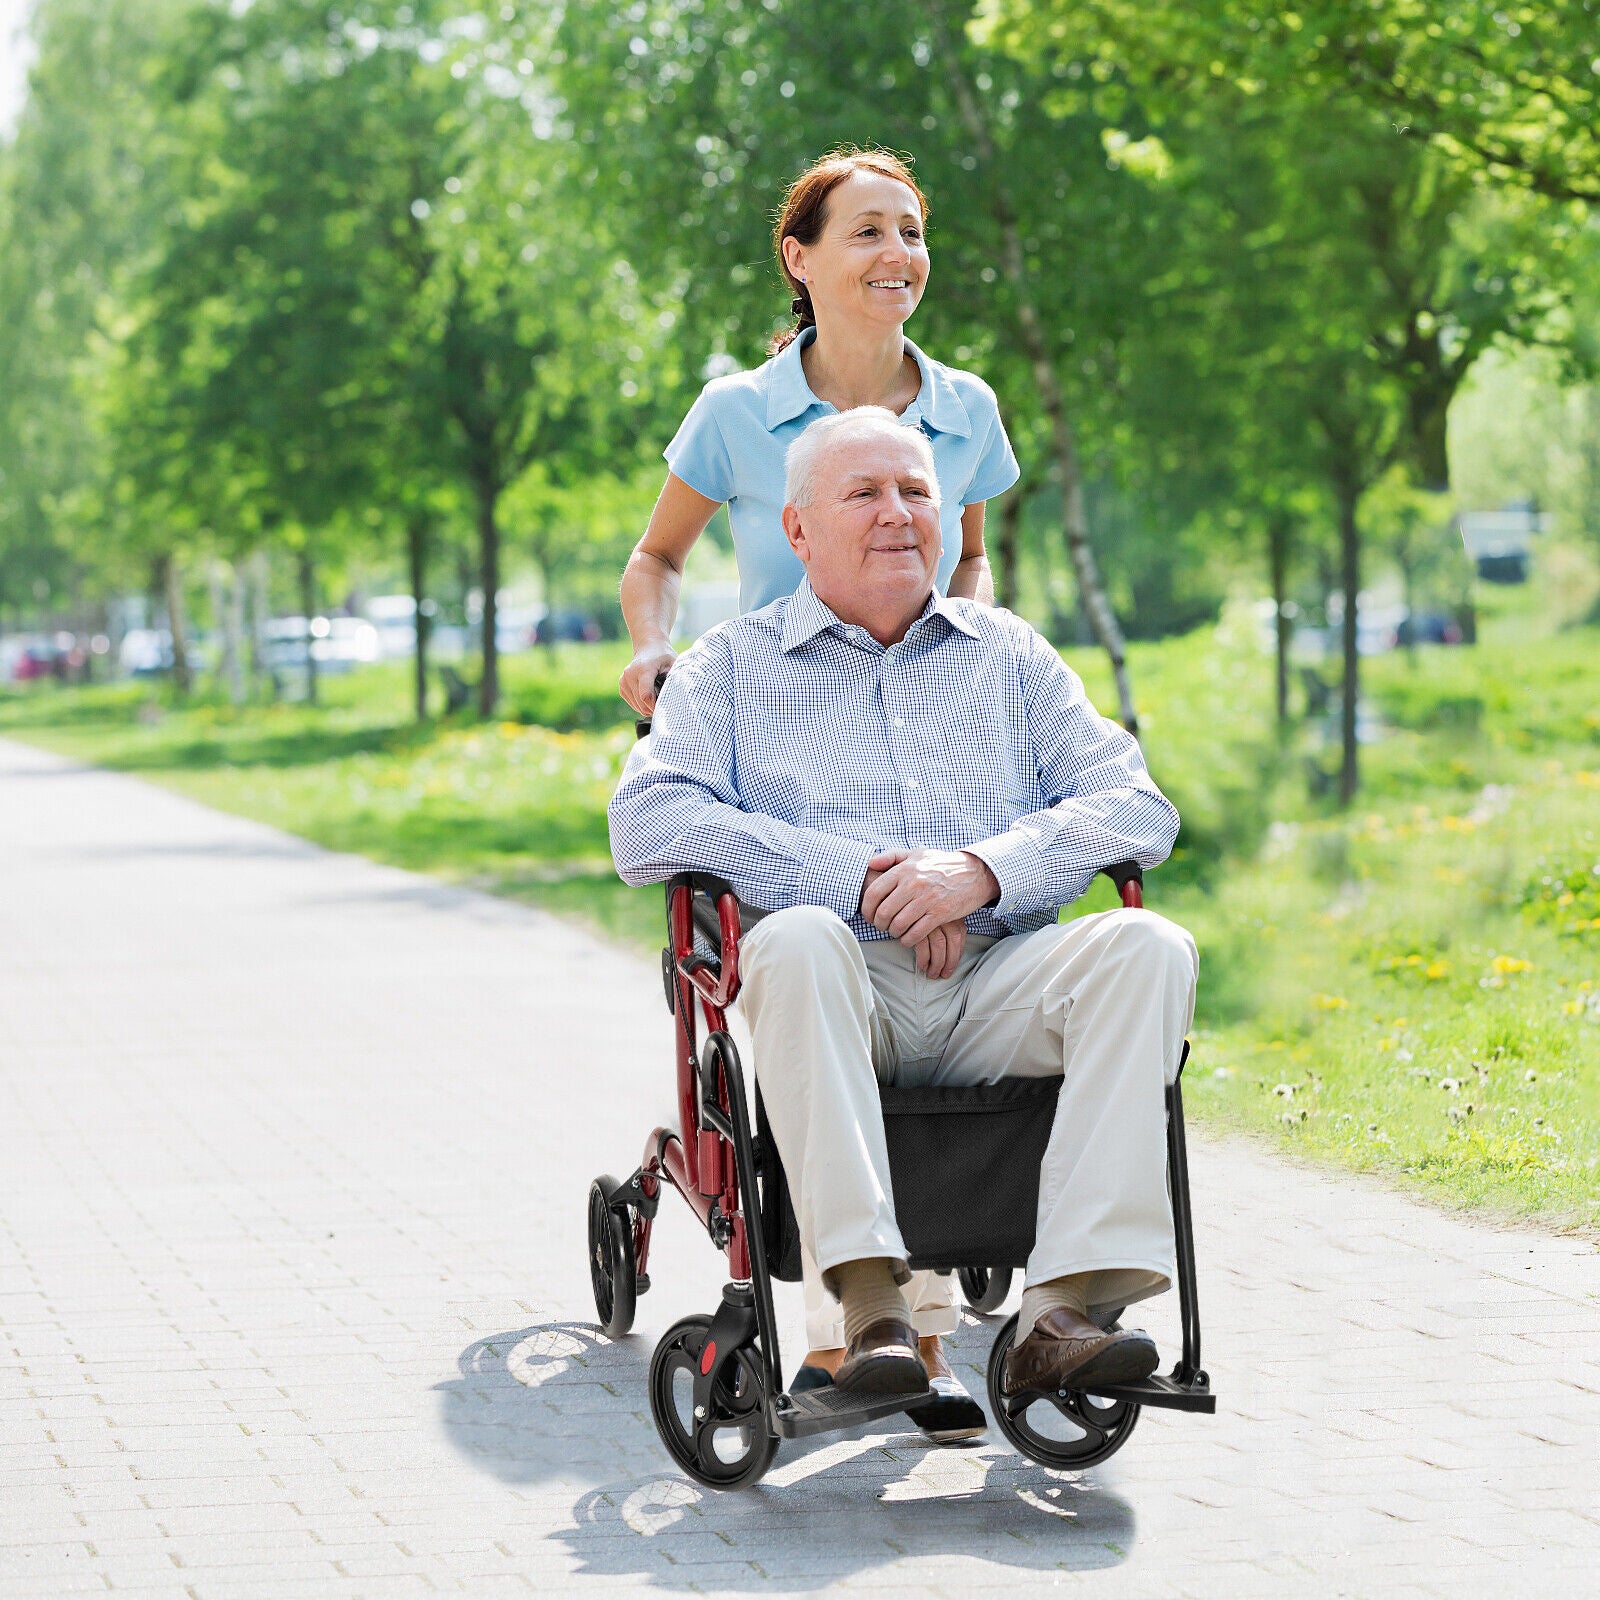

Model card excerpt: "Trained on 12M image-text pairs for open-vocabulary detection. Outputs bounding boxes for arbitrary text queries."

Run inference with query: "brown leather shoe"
[1000,1307,1159,1398]
[834,1318,928,1396]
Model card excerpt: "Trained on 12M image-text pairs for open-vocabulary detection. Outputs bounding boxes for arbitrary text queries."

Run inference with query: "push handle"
[668,873,743,1007]
[634,668,672,741]
[1099,859,1144,908]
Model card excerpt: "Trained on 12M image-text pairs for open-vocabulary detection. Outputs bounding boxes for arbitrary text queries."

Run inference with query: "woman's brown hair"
[768,146,929,355]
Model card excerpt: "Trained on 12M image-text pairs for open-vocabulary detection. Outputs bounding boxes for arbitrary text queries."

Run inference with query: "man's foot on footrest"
[1001,1308,1159,1398]
[835,1318,927,1396]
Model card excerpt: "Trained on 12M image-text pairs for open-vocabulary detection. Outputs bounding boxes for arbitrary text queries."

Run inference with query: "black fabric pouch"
[757,1077,1062,1282]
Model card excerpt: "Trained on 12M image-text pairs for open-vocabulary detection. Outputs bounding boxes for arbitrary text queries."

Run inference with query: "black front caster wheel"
[985,1312,1141,1469]
[648,1314,777,1490]
[587,1175,637,1337]
[958,1265,1014,1314]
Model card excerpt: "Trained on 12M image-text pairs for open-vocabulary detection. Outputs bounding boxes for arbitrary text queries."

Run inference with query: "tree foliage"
[1,0,1595,788]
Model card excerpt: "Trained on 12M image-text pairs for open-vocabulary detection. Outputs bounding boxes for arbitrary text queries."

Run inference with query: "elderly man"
[609,408,1197,1404]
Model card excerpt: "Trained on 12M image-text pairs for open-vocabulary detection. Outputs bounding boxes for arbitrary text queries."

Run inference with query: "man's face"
[784,432,942,620]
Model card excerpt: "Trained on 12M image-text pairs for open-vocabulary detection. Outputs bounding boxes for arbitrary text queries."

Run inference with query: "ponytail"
[773,287,818,354]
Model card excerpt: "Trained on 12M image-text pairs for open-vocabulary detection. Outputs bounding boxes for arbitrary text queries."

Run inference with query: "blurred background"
[1,2,1596,1215]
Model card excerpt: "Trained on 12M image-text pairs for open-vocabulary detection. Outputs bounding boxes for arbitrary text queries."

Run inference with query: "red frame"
[635,884,750,1284]
[633,875,1144,1292]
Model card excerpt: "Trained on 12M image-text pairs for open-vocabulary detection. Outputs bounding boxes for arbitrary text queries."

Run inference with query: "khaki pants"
[739,906,1198,1331]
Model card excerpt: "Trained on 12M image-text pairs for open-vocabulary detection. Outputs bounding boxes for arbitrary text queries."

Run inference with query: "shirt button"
[906,778,919,790]
[893,717,905,729]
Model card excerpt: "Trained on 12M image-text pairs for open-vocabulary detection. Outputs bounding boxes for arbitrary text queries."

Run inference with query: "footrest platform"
[770,1382,936,1440]
[1072,1369,1216,1414]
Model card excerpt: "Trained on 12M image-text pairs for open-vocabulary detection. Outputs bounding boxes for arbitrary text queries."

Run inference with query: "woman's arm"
[619,473,723,714]
[948,501,995,605]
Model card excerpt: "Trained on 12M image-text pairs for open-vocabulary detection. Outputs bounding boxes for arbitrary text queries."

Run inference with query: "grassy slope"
[5,602,1597,1229]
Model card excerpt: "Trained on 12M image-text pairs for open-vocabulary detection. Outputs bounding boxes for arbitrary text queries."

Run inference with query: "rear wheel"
[587,1175,637,1337]
[648,1314,776,1490]
[985,1312,1141,1470]
[958,1266,1013,1315]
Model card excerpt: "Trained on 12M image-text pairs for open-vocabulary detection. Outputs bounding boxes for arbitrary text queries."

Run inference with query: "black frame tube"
[705,1031,784,1409]
[1165,1074,1204,1385]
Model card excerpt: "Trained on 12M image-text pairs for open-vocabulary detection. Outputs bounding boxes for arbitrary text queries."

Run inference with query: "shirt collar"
[764,326,974,439]
[779,576,982,653]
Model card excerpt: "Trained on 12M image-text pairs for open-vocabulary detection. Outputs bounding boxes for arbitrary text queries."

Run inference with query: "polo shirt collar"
[780,576,982,653]
[764,327,974,439]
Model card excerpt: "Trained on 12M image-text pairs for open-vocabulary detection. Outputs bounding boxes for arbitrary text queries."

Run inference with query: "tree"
[89,1,662,719]
[990,1,1587,796]
[0,0,178,628]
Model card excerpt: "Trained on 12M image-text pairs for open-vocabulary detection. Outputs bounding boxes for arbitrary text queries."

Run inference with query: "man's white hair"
[784,406,941,509]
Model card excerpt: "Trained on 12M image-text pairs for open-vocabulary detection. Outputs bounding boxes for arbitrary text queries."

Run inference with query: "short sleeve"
[663,386,736,504]
[963,404,1020,505]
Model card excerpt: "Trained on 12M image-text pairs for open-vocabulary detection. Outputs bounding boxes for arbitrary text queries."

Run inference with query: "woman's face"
[783,171,929,332]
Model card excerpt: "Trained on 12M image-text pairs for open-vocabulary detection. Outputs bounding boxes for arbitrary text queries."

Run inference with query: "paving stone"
[1,736,1596,1599]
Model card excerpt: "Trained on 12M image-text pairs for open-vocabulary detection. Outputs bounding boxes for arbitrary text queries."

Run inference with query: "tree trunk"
[1399,555,1418,667]
[207,562,229,691]
[933,8,1138,733]
[297,547,319,707]
[407,514,431,722]
[160,551,191,698]
[1406,378,1453,493]
[475,479,500,719]
[1268,511,1293,728]
[246,549,269,695]
[1336,481,1362,806]
[534,553,555,648]
[229,568,247,702]
[995,491,1023,612]
[209,560,244,704]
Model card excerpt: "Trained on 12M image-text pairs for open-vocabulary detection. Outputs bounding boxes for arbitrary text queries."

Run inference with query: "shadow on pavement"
[439,1321,1136,1589]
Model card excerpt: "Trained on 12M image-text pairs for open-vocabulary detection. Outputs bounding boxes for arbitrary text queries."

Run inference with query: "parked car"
[119,628,173,676]
[261,616,314,673]
[367,594,421,660]
[317,616,381,670]
[1397,610,1464,646]
[494,604,546,655]
[260,615,378,674]
[534,609,601,644]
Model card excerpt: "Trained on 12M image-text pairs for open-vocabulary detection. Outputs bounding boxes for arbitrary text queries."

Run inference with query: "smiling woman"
[616,145,1019,717]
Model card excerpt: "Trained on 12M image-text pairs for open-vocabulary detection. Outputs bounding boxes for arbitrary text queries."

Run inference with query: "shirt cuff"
[797,833,878,923]
[964,830,1047,922]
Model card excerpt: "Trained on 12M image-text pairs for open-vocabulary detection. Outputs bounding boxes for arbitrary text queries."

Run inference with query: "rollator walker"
[588,692,1215,1488]
[588,866,1217,1487]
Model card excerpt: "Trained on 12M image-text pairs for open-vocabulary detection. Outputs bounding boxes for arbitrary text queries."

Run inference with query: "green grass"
[4,599,1597,1229]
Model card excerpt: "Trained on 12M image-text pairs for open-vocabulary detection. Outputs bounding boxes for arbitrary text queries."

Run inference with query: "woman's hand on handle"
[620,646,677,716]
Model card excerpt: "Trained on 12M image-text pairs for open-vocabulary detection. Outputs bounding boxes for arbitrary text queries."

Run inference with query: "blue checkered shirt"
[608,580,1180,940]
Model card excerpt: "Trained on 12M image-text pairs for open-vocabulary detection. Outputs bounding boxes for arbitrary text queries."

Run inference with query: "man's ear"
[781,503,809,562]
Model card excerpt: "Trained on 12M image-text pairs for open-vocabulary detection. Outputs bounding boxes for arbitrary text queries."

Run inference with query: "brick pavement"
[1,734,1597,1599]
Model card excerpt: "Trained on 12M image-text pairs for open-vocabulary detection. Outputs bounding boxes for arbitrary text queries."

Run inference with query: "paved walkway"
[2,735,1597,1599]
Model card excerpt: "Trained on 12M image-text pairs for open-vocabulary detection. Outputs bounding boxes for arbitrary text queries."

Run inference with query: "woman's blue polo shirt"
[664,327,1020,614]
